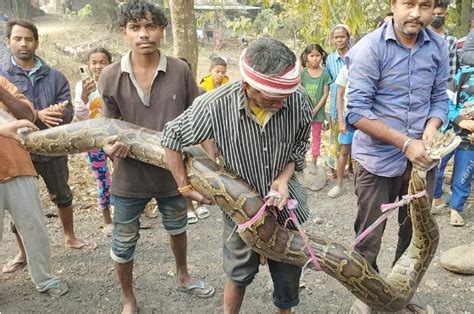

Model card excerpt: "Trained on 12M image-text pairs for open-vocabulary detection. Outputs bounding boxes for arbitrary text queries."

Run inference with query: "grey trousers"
[353,163,435,272]
[0,176,60,291]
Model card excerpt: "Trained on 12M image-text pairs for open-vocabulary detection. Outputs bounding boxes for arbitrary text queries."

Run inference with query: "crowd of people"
[0,0,472,313]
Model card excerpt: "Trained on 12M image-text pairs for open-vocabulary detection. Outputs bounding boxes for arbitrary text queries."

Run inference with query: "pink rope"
[237,190,280,230]
[351,190,426,249]
[284,207,322,271]
[238,190,322,270]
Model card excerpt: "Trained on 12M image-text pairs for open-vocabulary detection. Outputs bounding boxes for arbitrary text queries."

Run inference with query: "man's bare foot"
[65,238,97,252]
[121,299,138,314]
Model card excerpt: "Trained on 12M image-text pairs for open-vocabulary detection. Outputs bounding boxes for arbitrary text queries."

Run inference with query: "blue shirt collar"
[384,19,430,47]
[11,56,43,85]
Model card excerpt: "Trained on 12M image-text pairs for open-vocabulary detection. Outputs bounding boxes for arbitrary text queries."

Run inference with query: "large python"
[1,112,460,311]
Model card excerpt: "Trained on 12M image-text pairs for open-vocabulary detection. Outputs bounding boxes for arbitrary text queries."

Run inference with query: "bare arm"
[312,85,329,117]
[164,147,212,204]
[336,85,346,134]
[0,85,35,121]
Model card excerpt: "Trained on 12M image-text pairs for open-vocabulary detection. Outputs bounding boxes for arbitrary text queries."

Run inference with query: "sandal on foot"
[195,205,210,220]
[327,185,342,198]
[45,281,69,298]
[176,280,215,299]
[450,209,465,226]
[2,257,27,273]
[66,240,97,252]
[187,211,198,224]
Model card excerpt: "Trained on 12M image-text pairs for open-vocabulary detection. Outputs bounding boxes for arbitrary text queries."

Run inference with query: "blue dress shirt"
[346,21,449,177]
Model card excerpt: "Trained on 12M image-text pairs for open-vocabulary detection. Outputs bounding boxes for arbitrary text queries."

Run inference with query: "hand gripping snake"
[1,111,461,311]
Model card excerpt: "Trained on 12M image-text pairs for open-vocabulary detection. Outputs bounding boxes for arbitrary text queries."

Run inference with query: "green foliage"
[222,0,390,51]
[64,4,92,20]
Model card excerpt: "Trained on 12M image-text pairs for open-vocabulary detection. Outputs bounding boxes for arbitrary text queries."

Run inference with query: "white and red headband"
[239,48,300,97]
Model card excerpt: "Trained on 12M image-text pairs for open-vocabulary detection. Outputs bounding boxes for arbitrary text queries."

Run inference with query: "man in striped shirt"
[162,38,313,314]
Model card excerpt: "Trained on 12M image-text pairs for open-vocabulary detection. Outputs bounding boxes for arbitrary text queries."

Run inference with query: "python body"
[3,113,460,311]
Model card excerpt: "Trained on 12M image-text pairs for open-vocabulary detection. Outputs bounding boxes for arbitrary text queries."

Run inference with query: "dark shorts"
[222,214,301,309]
[33,156,73,208]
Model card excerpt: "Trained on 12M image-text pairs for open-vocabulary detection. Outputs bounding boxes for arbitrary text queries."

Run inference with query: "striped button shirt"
[326,52,345,118]
[161,81,313,227]
[444,33,457,83]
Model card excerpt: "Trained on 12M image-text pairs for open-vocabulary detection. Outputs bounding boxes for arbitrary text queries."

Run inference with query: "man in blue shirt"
[1,20,94,275]
[346,0,448,312]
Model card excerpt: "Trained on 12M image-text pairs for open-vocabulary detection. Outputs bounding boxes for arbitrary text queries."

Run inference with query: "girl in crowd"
[300,44,331,174]
[74,48,113,235]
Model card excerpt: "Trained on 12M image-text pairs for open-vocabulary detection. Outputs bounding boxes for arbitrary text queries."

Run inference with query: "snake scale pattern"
[2,112,460,311]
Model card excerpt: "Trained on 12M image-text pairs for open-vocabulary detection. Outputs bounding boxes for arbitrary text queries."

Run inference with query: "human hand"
[81,78,96,102]
[102,136,129,159]
[404,139,434,170]
[48,100,69,118]
[180,187,214,205]
[0,120,38,141]
[459,119,474,132]
[338,118,347,135]
[422,124,439,150]
[469,133,474,144]
[268,179,289,210]
[37,107,63,127]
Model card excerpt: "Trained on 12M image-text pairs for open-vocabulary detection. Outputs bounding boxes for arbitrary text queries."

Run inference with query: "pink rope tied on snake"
[351,190,427,250]
[238,189,322,271]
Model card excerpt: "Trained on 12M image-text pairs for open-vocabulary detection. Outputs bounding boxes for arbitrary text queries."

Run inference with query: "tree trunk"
[1,0,29,19]
[168,0,199,79]
[461,0,472,35]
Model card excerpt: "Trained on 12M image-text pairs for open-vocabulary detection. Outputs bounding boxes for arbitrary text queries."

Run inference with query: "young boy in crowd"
[199,57,229,92]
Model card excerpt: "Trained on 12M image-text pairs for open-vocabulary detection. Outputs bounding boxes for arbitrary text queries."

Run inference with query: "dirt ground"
[0,15,473,313]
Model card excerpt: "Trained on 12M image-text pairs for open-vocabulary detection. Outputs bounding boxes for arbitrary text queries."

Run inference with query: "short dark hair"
[6,20,38,41]
[385,12,394,17]
[88,47,112,64]
[245,37,296,76]
[434,1,448,9]
[118,0,168,29]
[210,57,227,69]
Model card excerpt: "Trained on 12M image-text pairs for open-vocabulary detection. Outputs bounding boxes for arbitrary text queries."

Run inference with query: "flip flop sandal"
[450,209,465,226]
[195,205,210,220]
[176,280,215,299]
[187,211,198,224]
[2,258,27,273]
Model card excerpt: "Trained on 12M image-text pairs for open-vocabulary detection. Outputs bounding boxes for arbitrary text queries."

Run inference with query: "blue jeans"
[110,194,187,263]
[434,150,455,199]
[450,148,474,212]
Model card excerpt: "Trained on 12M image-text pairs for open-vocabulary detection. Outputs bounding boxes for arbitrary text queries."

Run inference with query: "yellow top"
[248,102,268,125]
[199,74,230,92]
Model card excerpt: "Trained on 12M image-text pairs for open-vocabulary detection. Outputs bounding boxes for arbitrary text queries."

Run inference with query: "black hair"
[434,1,448,9]
[385,12,394,17]
[300,44,327,68]
[6,19,38,41]
[88,47,112,64]
[245,37,296,76]
[118,0,168,29]
[210,57,227,69]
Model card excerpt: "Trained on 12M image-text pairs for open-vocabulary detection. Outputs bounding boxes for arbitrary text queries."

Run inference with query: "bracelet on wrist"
[177,184,193,194]
[402,137,414,153]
